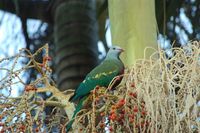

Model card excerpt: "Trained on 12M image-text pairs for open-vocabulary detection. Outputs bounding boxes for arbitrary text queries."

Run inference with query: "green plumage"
[66,46,124,132]
[66,96,87,132]
[69,59,124,102]
[69,46,124,102]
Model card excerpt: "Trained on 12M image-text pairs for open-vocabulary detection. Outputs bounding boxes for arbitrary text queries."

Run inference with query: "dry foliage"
[0,44,74,132]
[0,42,200,133]
[69,41,200,133]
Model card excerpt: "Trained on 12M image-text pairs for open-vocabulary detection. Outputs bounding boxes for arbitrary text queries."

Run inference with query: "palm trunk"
[54,0,99,91]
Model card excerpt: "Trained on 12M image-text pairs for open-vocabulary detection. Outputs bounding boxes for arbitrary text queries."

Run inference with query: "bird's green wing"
[69,60,121,101]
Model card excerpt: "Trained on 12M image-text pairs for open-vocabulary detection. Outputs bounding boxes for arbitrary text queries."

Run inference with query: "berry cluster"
[95,83,150,132]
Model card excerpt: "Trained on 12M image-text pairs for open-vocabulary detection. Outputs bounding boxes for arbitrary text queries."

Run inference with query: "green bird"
[69,46,124,102]
[66,96,87,132]
[66,46,124,132]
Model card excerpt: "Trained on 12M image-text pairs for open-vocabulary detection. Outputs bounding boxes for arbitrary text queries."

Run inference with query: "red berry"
[110,113,117,121]
[35,127,39,132]
[100,112,105,116]
[110,109,115,114]
[44,56,52,61]
[99,122,105,128]
[129,92,137,98]
[109,126,113,132]
[128,114,134,119]
[131,83,135,87]
[132,92,137,98]
[133,106,138,112]
[95,86,100,90]
[141,110,146,115]
[117,99,125,107]
[129,118,134,123]
[129,92,133,96]
[111,105,116,110]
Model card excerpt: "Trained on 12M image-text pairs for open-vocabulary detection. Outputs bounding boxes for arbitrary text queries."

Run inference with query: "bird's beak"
[120,48,125,52]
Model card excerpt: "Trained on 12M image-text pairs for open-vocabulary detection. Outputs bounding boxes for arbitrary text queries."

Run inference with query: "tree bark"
[0,0,99,91]
[53,0,99,91]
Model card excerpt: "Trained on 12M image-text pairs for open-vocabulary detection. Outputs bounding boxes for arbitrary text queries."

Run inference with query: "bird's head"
[106,46,124,59]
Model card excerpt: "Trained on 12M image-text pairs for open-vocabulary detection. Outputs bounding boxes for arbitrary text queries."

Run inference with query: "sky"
[0,11,46,97]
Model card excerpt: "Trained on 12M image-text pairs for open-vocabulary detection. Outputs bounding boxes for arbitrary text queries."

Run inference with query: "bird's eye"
[113,47,116,50]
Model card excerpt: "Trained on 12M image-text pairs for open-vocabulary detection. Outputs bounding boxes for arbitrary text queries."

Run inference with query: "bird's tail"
[66,119,74,133]
[66,96,87,132]
[68,94,75,102]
